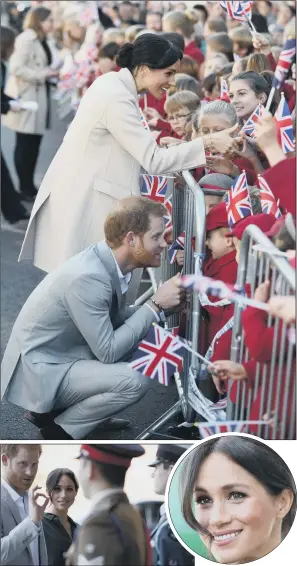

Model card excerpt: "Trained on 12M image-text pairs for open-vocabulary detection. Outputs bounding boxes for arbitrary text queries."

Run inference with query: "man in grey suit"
[1,444,48,566]
[1,197,185,439]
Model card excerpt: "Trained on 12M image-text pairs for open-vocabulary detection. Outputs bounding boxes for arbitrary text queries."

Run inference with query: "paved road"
[1,104,180,440]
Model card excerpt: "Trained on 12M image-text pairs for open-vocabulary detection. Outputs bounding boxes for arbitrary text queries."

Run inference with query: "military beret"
[77,444,145,468]
[148,444,189,467]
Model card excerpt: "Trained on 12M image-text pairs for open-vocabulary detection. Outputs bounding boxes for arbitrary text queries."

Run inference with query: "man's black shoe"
[40,423,73,440]
[24,410,61,428]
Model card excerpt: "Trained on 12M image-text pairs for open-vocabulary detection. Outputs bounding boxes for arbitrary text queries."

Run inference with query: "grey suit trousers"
[53,360,149,438]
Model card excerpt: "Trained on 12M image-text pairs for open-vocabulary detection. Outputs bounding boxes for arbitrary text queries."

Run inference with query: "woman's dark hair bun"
[116,42,134,68]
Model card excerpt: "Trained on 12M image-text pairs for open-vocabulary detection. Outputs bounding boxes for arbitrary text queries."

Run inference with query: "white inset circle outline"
[164,432,297,565]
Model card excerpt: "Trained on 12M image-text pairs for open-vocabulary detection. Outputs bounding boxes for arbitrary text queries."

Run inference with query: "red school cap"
[206,202,229,232]
[225,214,276,239]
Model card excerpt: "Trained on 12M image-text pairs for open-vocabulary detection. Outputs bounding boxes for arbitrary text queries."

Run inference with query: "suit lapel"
[95,242,124,309]
[117,68,138,103]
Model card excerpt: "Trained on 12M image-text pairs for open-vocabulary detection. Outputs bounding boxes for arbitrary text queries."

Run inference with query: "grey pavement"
[1,104,180,440]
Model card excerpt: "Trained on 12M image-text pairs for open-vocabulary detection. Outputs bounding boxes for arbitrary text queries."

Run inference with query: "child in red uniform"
[157,90,200,145]
[203,203,238,347]
[210,213,295,438]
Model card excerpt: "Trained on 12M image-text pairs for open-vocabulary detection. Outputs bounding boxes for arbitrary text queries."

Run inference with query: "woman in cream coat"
[19,33,237,273]
[3,6,58,201]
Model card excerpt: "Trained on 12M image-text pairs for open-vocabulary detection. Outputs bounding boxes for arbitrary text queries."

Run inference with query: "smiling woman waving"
[19,33,237,273]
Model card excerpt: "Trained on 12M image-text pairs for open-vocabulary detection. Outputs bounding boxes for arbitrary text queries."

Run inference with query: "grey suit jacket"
[1,241,156,412]
[1,483,48,566]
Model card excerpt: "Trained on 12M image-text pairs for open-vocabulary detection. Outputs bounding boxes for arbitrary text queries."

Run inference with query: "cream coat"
[19,68,207,273]
[2,29,49,135]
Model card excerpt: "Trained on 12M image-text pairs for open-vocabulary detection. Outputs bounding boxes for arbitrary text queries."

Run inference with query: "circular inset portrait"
[166,435,296,564]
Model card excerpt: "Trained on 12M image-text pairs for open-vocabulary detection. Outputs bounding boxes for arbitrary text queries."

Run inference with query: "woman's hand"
[204,124,240,155]
[205,155,240,177]
[252,32,271,56]
[267,295,296,324]
[254,112,286,166]
[175,250,184,267]
[209,360,248,383]
[160,136,185,146]
[254,280,270,303]
[45,68,60,78]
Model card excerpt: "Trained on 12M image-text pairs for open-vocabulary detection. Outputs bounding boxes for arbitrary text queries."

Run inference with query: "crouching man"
[1,197,185,439]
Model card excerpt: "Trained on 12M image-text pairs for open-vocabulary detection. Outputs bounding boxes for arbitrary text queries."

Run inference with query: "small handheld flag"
[225,171,252,228]
[181,274,271,312]
[196,420,269,438]
[164,194,173,228]
[272,38,296,90]
[129,325,185,386]
[258,175,282,218]
[240,104,264,137]
[140,175,168,203]
[274,94,295,154]
[220,78,231,103]
[168,232,185,264]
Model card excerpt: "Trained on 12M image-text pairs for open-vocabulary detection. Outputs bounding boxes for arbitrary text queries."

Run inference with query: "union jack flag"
[220,78,230,102]
[272,38,296,89]
[164,194,172,228]
[225,171,252,227]
[274,94,295,153]
[240,104,264,137]
[181,274,236,299]
[220,1,252,22]
[197,421,247,438]
[258,175,282,218]
[129,325,185,386]
[140,175,168,203]
[168,231,185,264]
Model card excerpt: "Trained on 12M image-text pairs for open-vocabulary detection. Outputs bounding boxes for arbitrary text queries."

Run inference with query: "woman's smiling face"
[194,452,284,564]
[229,79,266,121]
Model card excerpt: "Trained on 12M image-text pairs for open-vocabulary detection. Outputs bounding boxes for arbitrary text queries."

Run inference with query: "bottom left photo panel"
[1,442,195,566]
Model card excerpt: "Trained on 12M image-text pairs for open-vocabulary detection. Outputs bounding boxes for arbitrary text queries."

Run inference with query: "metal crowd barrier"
[227,225,296,440]
[138,170,206,439]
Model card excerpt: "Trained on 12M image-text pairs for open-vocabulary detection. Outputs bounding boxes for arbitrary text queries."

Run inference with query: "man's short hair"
[104,196,167,249]
[93,462,127,488]
[1,445,42,458]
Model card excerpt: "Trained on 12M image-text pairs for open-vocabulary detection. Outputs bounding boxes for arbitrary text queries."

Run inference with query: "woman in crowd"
[19,33,237,274]
[1,26,29,223]
[43,468,79,566]
[2,6,58,201]
[179,436,296,564]
[229,70,280,124]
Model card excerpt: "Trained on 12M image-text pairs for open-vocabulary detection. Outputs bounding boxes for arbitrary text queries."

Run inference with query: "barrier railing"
[138,170,206,438]
[227,225,296,440]
[137,172,295,440]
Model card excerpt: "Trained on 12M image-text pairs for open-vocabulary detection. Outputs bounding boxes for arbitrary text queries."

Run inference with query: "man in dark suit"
[66,444,151,566]
[1,444,48,566]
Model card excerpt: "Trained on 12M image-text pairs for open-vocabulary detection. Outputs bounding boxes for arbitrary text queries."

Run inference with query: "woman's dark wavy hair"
[180,436,296,542]
[116,33,182,72]
[46,468,79,499]
[230,70,280,115]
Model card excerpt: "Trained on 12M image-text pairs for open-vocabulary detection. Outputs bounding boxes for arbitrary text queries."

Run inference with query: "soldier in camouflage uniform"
[66,444,151,566]
[150,445,194,566]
